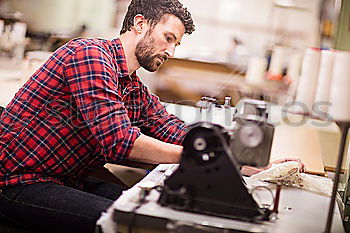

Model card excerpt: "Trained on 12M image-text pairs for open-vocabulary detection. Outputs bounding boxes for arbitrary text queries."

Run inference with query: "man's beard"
[135,31,168,72]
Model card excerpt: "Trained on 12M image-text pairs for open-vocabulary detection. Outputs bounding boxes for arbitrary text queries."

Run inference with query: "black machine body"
[158,121,273,222]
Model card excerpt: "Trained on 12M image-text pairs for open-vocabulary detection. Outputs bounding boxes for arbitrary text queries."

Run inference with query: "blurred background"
[1,0,350,226]
[0,0,346,107]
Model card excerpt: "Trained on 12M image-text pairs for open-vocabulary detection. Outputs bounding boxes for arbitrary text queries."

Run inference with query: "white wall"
[5,0,322,62]
[8,0,117,34]
[176,0,322,62]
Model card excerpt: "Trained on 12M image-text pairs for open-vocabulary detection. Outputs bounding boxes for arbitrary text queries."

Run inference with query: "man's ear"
[133,14,145,34]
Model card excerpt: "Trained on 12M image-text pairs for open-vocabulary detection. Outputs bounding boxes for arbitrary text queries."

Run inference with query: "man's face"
[135,14,185,72]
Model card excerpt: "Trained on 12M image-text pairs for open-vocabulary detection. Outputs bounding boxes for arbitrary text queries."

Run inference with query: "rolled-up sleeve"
[139,84,187,145]
[64,45,140,162]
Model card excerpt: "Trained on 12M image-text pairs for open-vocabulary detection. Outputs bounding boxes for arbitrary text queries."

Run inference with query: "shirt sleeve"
[138,83,187,145]
[64,45,140,162]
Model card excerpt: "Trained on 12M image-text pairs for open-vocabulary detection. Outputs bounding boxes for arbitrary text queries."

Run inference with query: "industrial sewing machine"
[99,98,345,233]
[158,98,275,222]
[98,98,278,232]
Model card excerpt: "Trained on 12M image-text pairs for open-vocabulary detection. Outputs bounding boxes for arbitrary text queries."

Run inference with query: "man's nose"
[165,44,176,58]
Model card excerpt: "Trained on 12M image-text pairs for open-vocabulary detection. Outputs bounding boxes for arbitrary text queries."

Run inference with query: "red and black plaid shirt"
[0,38,186,188]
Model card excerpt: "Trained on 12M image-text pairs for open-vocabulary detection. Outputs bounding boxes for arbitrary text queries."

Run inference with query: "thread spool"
[286,51,303,98]
[267,46,286,81]
[313,50,335,118]
[245,56,267,85]
[294,47,321,115]
[328,51,350,122]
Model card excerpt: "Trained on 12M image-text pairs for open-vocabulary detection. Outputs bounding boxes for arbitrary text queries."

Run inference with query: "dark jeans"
[0,177,126,233]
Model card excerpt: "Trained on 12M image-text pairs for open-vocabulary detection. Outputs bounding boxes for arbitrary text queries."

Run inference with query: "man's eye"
[166,36,172,42]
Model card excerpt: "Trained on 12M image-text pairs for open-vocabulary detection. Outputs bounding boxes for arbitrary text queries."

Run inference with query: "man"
[0,0,303,232]
[0,1,193,232]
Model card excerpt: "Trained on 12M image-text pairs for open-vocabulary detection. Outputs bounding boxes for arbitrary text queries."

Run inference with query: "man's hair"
[120,0,195,35]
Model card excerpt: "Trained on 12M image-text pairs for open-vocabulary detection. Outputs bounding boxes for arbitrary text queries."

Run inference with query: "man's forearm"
[128,134,183,164]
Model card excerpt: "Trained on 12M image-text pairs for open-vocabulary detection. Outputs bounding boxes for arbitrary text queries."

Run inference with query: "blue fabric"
[0,177,126,233]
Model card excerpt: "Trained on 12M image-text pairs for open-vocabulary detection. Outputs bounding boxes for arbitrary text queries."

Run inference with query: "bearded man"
[0,0,304,232]
[0,1,194,232]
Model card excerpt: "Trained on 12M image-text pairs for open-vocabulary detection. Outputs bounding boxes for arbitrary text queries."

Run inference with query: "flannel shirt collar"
[111,38,141,96]
[111,38,137,80]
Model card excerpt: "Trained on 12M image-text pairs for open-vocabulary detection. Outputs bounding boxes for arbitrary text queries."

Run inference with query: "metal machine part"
[230,99,274,167]
[196,96,222,109]
[238,124,264,148]
[224,96,232,108]
[187,97,274,167]
[236,99,269,120]
[193,137,207,151]
[230,117,274,167]
[158,122,272,222]
[158,99,274,221]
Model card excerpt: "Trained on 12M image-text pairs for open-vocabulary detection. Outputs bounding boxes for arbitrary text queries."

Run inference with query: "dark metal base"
[325,122,350,233]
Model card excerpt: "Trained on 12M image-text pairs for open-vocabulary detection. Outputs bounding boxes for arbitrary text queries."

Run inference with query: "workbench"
[97,164,345,233]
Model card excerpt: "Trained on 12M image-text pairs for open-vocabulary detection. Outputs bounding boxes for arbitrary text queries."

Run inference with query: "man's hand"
[240,158,306,176]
